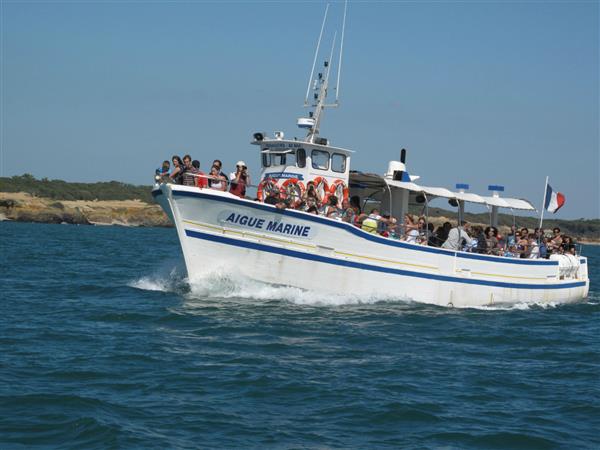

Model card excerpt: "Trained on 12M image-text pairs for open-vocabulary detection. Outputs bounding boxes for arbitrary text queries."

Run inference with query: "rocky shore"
[0,192,171,227]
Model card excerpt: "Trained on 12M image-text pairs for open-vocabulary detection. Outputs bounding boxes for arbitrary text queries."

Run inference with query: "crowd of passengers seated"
[260,187,576,258]
[156,158,576,259]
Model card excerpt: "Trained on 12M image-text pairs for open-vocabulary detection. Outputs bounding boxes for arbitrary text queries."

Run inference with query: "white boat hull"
[153,184,589,308]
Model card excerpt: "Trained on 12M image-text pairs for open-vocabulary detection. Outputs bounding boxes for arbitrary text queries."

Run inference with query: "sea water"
[1,222,598,449]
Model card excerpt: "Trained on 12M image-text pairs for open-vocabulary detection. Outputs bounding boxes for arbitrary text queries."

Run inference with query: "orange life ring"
[328,179,349,207]
[257,178,279,202]
[279,178,305,207]
[311,177,330,205]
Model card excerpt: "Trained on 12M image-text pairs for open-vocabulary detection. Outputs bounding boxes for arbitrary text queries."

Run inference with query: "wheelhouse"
[252,135,353,189]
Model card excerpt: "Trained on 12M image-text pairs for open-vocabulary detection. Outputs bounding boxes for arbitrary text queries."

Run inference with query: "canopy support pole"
[539,175,549,229]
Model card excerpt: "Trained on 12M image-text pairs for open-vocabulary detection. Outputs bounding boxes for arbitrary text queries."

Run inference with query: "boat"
[152,4,589,307]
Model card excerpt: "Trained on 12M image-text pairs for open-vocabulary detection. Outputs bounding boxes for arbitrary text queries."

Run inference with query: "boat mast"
[301,1,348,144]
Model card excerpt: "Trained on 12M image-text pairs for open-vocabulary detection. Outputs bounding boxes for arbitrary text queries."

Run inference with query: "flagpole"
[539,175,549,229]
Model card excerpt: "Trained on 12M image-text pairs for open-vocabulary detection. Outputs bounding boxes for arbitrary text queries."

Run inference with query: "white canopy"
[387,180,457,199]
[383,178,536,211]
[482,196,536,211]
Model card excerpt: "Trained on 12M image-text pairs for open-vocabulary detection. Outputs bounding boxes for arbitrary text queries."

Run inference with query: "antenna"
[327,31,337,85]
[304,4,329,106]
[335,0,348,104]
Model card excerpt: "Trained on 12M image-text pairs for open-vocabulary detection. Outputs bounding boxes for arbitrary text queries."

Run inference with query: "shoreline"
[0,192,172,228]
[2,191,599,244]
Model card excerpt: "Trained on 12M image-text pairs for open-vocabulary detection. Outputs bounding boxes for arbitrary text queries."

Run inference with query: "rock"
[0,192,172,227]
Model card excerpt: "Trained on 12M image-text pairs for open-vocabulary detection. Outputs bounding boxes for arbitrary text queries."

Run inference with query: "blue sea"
[1,222,598,449]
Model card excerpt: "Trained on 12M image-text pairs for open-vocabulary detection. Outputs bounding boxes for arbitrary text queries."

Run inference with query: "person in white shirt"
[442,221,474,250]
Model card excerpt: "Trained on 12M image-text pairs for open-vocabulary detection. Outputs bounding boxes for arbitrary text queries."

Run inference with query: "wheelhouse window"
[270,152,295,166]
[331,153,346,173]
[262,152,271,167]
[311,149,330,170]
[286,152,296,167]
[297,148,306,168]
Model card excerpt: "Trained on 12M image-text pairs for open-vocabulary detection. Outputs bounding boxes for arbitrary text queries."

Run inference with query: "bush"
[0,174,154,203]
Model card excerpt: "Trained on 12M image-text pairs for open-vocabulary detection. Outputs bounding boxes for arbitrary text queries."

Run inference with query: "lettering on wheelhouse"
[219,212,314,238]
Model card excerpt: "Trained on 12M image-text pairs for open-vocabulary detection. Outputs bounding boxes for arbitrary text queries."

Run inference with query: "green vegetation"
[0,174,153,203]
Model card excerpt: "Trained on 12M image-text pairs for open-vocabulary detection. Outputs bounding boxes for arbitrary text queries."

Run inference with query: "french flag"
[544,184,565,213]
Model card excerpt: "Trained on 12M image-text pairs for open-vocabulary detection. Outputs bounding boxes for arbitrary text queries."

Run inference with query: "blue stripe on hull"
[184,228,586,291]
[172,189,558,266]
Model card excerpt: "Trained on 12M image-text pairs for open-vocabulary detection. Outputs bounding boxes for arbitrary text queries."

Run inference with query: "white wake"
[184,267,406,306]
[130,264,591,310]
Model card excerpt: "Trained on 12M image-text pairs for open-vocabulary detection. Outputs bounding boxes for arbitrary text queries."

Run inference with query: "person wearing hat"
[229,160,250,198]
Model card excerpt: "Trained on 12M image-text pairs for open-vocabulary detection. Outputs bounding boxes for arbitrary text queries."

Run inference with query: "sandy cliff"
[0,192,171,227]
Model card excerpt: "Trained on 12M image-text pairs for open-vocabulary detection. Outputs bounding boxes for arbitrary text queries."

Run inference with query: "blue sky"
[2,1,598,219]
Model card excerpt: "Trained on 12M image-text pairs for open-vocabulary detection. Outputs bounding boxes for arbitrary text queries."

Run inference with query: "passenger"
[181,155,196,186]
[528,233,540,258]
[404,214,419,244]
[417,217,428,242]
[506,225,518,247]
[441,221,473,250]
[484,226,498,254]
[209,159,229,187]
[155,160,170,179]
[192,160,208,188]
[512,229,521,247]
[264,191,281,205]
[517,231,530,258]
[492,227,502,253]
[340,199,356,223]
[229,161,250,198]
[403,214,417,236]
[370,209,387,228]
[208,165,226,191]
[561,235,576,255]
[548,227,563,253]
[378,213,392,234]
[302,196,318,212]
[426,223,436,246]
[304,182,321,204]
[361,210,379,234]
[324,195,341,219]
[306,205,319,215]
[504,245,518,257]
[534,228,547,258]
[403,215,419,243]
[439,222,452,244]
[472,226,487,254]
[169,155,184,184]
[349,195,362,215]
[431,222,451,247]
[538,235,549,258]
[275,198,290,209]
[385,218,400,239]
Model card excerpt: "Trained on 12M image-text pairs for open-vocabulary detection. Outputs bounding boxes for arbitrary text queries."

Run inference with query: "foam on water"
[130,264,583,310]
[184,266,408,306]
[129,260,187,293]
